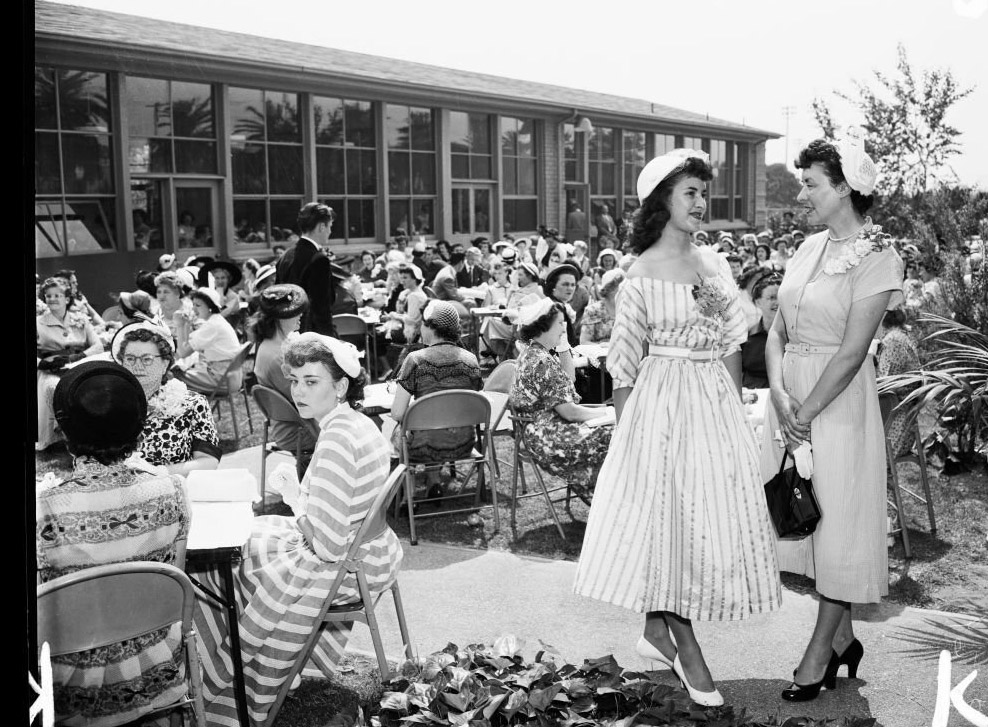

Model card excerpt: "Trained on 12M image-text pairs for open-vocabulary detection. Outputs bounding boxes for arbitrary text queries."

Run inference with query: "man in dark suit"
[276,202,336,336]
[457,246,488,287]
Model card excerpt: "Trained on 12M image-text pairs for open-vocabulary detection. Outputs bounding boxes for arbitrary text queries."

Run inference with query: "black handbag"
[764,450,822,539]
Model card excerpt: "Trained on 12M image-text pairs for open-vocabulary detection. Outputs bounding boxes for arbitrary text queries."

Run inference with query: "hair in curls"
[283,338,367,409]
[630,157,713,254]
[517,302,565,342]
[119,327,175,367]
[795,139,874,216]
[751,273,783,302]
[68,438,140,466]
[39,276,70,303]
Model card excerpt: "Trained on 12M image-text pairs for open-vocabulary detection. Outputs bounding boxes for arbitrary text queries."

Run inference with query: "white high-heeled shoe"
[635,636,674,668]
[672,654,724,707]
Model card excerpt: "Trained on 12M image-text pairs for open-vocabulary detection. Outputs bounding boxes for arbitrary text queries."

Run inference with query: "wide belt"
[785,340,879,356]
[647,344,723,361]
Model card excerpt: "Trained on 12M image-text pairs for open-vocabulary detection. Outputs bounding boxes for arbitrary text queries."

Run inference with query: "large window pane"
[127,76,170,137]
[412,153,435,194]
[58,70,110,133]
[270,199,304,239]
[518,159,537,195]
[390,199,412,237]
[234,199,267,243]
[232,143,267,194]
[449,112,470,154]
[265,93,300,142]
[171,81,213,138]
[230,86,265,142]
[413,200,434,235]
[174,140,216,174]
[65,199,116,253]
[316,147,346,195]
[35,67,57,130]
[503,157,517,195]
[503,199,537,233]
[451,189,469,235]
[35,132,61,195]
[314,96,344,145]
[61,134,113,194]
[268,145,303,194]
[653,133,675,156]
[451,153,469,179]
[130,179,165,250]
[345,100,375,147]
[348,148,377,196]
[386,105,410,149]
[472,156,491,180]
[389,152,410,194]
[410,108,434,150]
[347,199,375,238]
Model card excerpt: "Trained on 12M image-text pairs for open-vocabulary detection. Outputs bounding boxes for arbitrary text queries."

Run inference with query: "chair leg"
[486,450,499,533]
[530,464,565,540]
[184,630,207,727]
[915,427,937,535]
[356,570,391,682]
[510,438,522,534]
[258,421,270,511]
[887,438,911,558]
[243,390,254,433]
[390,582,413,661]
[405,468,418,546]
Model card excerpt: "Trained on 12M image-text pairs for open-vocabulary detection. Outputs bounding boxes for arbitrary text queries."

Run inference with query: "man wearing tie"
[276,202,336,336]
[457,247,487,287]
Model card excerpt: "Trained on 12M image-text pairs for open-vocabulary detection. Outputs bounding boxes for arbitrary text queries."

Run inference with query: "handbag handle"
[776,449,793,476]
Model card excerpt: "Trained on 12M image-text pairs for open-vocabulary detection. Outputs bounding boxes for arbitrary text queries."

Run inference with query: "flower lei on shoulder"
[148,378,189,419]
[823,218,893,276]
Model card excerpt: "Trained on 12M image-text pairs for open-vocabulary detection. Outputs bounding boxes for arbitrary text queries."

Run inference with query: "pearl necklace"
[827,217,871,244]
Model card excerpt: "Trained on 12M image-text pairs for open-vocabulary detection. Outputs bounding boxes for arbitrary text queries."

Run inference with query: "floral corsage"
[148,379,189,419]
[823,219,893,275]
[65,309,91,330]
[692,277,732,321]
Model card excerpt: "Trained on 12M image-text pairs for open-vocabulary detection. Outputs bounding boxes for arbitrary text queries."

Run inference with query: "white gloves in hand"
[268,462,301,515]
[793,442,814,478]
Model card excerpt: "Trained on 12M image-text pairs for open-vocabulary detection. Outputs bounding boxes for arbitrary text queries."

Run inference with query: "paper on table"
[362,382,396,411]
[573,344,608,361]
[188,501,254,550]
[186,469,258,503]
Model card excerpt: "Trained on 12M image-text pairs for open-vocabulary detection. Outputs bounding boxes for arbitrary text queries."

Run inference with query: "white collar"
[300,236,321,250]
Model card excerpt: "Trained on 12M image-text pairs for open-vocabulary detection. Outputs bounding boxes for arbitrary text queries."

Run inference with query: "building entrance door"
[450,184,493,245]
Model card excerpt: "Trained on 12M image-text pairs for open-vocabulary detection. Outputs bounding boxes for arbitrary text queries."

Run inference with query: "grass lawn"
[33,391,988,725]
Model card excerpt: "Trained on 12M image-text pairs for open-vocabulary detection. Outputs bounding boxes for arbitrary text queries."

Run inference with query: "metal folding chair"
[263,465,412,726]
[880,391,937,558]
[38,562,206,727]
[482,360,517,478]
[334,313,375,378]
[397,390,500,545]
[251,384,319,507]
[507,404,570,541]
[184,341,255,445]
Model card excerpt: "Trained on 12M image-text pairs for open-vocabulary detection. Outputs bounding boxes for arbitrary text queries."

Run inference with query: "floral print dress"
[509,341,613,487]
[138,379,222,466]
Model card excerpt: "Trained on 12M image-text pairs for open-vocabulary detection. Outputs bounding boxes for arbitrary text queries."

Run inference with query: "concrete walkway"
[220,446,985,726]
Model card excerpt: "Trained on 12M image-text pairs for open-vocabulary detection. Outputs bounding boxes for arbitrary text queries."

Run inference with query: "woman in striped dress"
[195,333,402,726]
[573,149,781,707]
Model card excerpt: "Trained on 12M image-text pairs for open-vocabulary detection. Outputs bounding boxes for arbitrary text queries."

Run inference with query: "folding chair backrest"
[402,390,491,432]
[483,360,517,393]
[344,465,406,560]
[333,314,368,337]
[252,384,304,425]
[38,562,193,655]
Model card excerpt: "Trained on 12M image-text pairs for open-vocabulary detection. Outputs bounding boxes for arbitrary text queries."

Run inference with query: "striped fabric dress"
[194,403,402,727]
[573,251,782,620]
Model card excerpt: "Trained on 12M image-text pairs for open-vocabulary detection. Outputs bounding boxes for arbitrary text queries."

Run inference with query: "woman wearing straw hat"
[574,148,782,707]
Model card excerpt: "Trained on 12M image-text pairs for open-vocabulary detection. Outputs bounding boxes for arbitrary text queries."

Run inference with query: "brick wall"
[753,141,767,231]
[543,121,561,230]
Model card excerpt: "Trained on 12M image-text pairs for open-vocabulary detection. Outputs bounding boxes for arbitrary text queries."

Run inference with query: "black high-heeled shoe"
[781,651,839,702]
[834,638,863,679]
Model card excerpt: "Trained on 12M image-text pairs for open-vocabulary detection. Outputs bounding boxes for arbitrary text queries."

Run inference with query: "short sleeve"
[852,247,904,308]
[713,255,748,354]
[606,282,648,389]
[395,352,418,394]
[186,392,221,457]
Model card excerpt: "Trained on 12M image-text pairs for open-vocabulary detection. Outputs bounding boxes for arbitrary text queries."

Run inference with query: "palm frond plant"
[879,313,988,471]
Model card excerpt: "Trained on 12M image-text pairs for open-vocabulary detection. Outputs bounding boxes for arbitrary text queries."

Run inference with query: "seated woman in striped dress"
[194,333,402,727]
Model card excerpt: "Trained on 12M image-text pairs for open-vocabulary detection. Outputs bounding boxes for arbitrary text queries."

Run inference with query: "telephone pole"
[781,106,797,165]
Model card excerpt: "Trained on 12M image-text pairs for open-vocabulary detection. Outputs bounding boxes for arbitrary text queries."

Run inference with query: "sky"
[47,0,988,187]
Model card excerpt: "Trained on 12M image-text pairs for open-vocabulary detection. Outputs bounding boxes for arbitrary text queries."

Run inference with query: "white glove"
[268,462,301,515]
[793,441,814,478]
